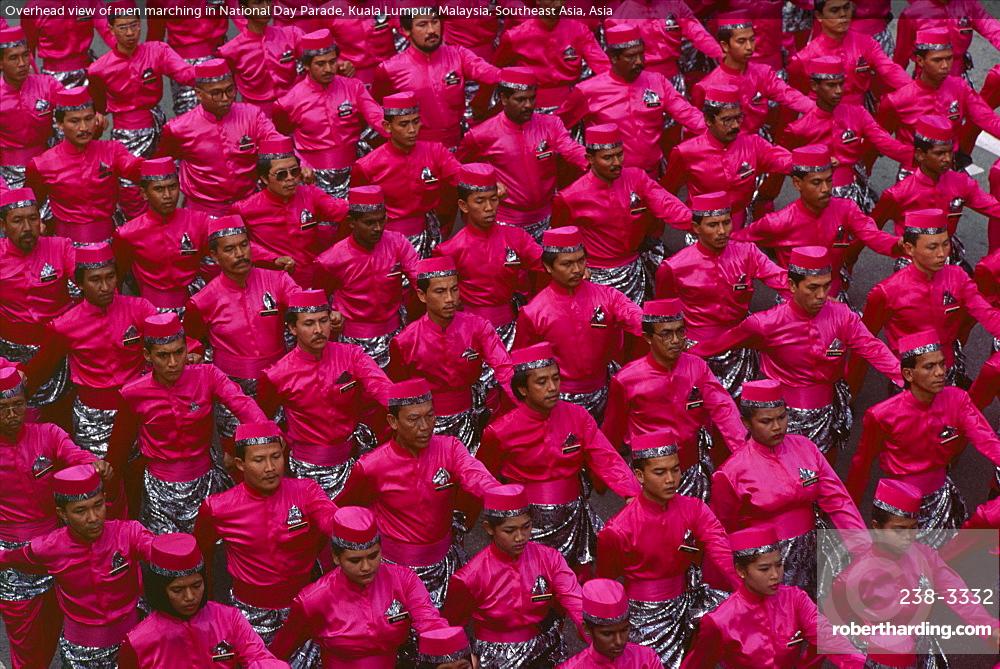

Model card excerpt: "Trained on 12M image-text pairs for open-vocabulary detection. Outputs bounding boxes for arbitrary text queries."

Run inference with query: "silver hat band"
[259,152,294,160]
[914,41,950,52]
[607,39,642,50]
[642,314,683,324]
[383,106,419,117]
[873,498,918,519]
[417,270,457,281]
[0,382,25,399]
[331,533,380,551]
[733,542,780,559]
[287,304,330,314]
[914,132,951,145]
[349,203,385,213]
[208,226,247,241]
[482,506,531,520]
[387,392,433,407]
[586,141,623,150]
[195,74,231,84]
[301,46,337,58]
[0,39,27,49]
[900,343,940,359]
[419,650,471,664]
[140,173,176,182]
[810,72,845,80]
[457,182,497,192]
[719,21,753,30]
[76,259,114,271]
[148,562,204,579]
[693,207,731,217]
[55,102,93,112]
[542,244,584,255]
[235,436,282,447]
[740,398,785,409]
[792,163,833,173]
[0,199,37,213]
[499,81,536,90]
[143,332,184,347]
[703,100,740,109]
[513,358,556,373]
[55,485,103,505]
[583,612,629,626]
[787,263,831,276]
[903,226,948,236]
[632,445,678,460]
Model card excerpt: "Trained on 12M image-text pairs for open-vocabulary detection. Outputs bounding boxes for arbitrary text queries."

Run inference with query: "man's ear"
[386,413,399,432]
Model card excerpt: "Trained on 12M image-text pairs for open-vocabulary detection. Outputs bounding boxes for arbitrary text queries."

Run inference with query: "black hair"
[142,563,209,618]
[511,368,529,401]
[871,505,892,527]
[702,104,726,123]
[256,154,298,179]
[716,24,753,45]
[901,230,920,246]
[234,437,282,461]
[788,269,806,285]
[301,47,338,68]
[641,321,657,337]
[388,404,402,418]
[208,237,220,252]
[416,277,431,292]
[108,14,138,26]
[400,8,440,32]
[738,404,753,421]
[734,552,761,569]
[631,456,650,472]
[457,184,498,201]
[284,308,327,327]
[73,263,115,286]
[814,0,829,12]
[913,136,936,154]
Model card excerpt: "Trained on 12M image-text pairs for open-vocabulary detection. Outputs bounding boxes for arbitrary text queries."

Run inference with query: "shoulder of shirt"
[937,385,970,403]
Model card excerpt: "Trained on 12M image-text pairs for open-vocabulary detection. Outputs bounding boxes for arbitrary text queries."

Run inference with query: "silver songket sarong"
[288,455,355,501]
[706,346,759,400]
[676,428,715,504]
[500,216,551,244]
[473,619,566,669]
[0,539,53,602]
[312,167,351,200]
[778,527,819,599]
[215,377,277,440]
[831,164,878,214]
[587,256,650,307]
[559,384,609,425]
[111,106,166,161]
[629,584,728,669]
[171,56,212,116]
[41,66,88,89]
[782,1,813,32]
[434,409,480,455]
[384,541,466,610]
[57,636,120,669]
[531,494,602,567]
[141,466,231,535]
[916,477,968,549]
[785,381,853,455]
[0,335,69,409]
[0,164,27,190]
[341,324,403,370]
[232,594,321,669]
[71,396,117,458]
[405,211,443,259]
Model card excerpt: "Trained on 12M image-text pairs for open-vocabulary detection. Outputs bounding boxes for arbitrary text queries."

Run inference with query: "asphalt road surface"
[2,2,999,666]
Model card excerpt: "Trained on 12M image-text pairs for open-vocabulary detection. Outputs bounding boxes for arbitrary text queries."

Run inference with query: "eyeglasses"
[718,113,745,127]
[201,85,237,101]
[651,327,687,340]
[270,166,302,181]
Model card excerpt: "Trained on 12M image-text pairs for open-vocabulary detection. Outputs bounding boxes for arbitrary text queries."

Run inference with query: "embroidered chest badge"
[947,197,964,218]
[629,191,647,215]
[32,455,54,479]
[562,46,579,62]
[787,629,806,647]
[39,263,57,283]
[211,640,235,661]
[664,14,679,30]
[678,528,699,554]
[420,166,438,184]
[504,246,521,266]
[286,504,308,532]
[800,467,819,487]
[336,370,358,393]
[373,14,390,30]
[958,15,972,32]
[337,101,353,118]
[300,208,317,231]
[110,550,129,575]
[643,88,661,108]
[750,91,764,107]
[180,232,197,256]
[98,161,112,178]
[561,433,581,455]
[686,386,704,410]
[535,139,552,160]
[460,347,480,361]
[947,100,960,120]
[942,291,960,314]
[386,262,403,278]
[855,56,871,73]
[938,425,959,444]
[591,305,608,328]
[141,67,156,83]
[279,49,294,64]
[122,324,140,346]
[433,467,455,491]
[531,575,553,601]
[260,291,278,316]
[238,135,255,152]
[443,70,460,86]
[385,598,410,623]
[733,272,749,292]
[825,338,845,358]
[834,224,852,248]
[188,400,201,413]
[737,161,754,179]
[841,128,858,144]
[34,98,50,113]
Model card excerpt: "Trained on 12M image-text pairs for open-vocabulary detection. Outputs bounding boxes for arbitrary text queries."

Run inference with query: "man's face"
[589,619,631,661]
[350,210,386,248]
[544,249,587,290]
[1,44,32,84]
[645,320,686,364]
[484,513,532,557]
[0,391,27,438]
[457,188,499,229]
[789,273,833,315]
[708,107,743,144]
[196,76,236,117]
[520,364,560,412]
[141,176,180,217]
[811,78,844,108]
[916,48,953,84]
[635,453,681,505]
[58,108,98,148]
[817,0,853,36]
[721,27,755,63]
[166,573,204,619]
[915,143,953,176]
[289,310,332,355]
[210,233,252,278]
[693,213,732,251]
[263,156,301,199]
[110,16,142,52]
[903,349,947,397]
[236,441,285,494]
[57,492,106,542]
[904,232,951,275]
[744,405,788,447]
[80,265,117,309]
[793,168,833,212]
[587,146,624,182]
[383,112,421,150]
[334,544,382,587]
[406,15,442,52]
[144,338,187,385]
[2,205,42,253]
[872,515,918,556]
[307,50,338,86]
[501,88,536,124]
[388,401,435,451]
[611,43,645,81]
[737,551,783,596]
[418,275,460,321]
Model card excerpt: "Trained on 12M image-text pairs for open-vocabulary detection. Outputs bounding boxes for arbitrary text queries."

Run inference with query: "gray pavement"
[2,1,999,666]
